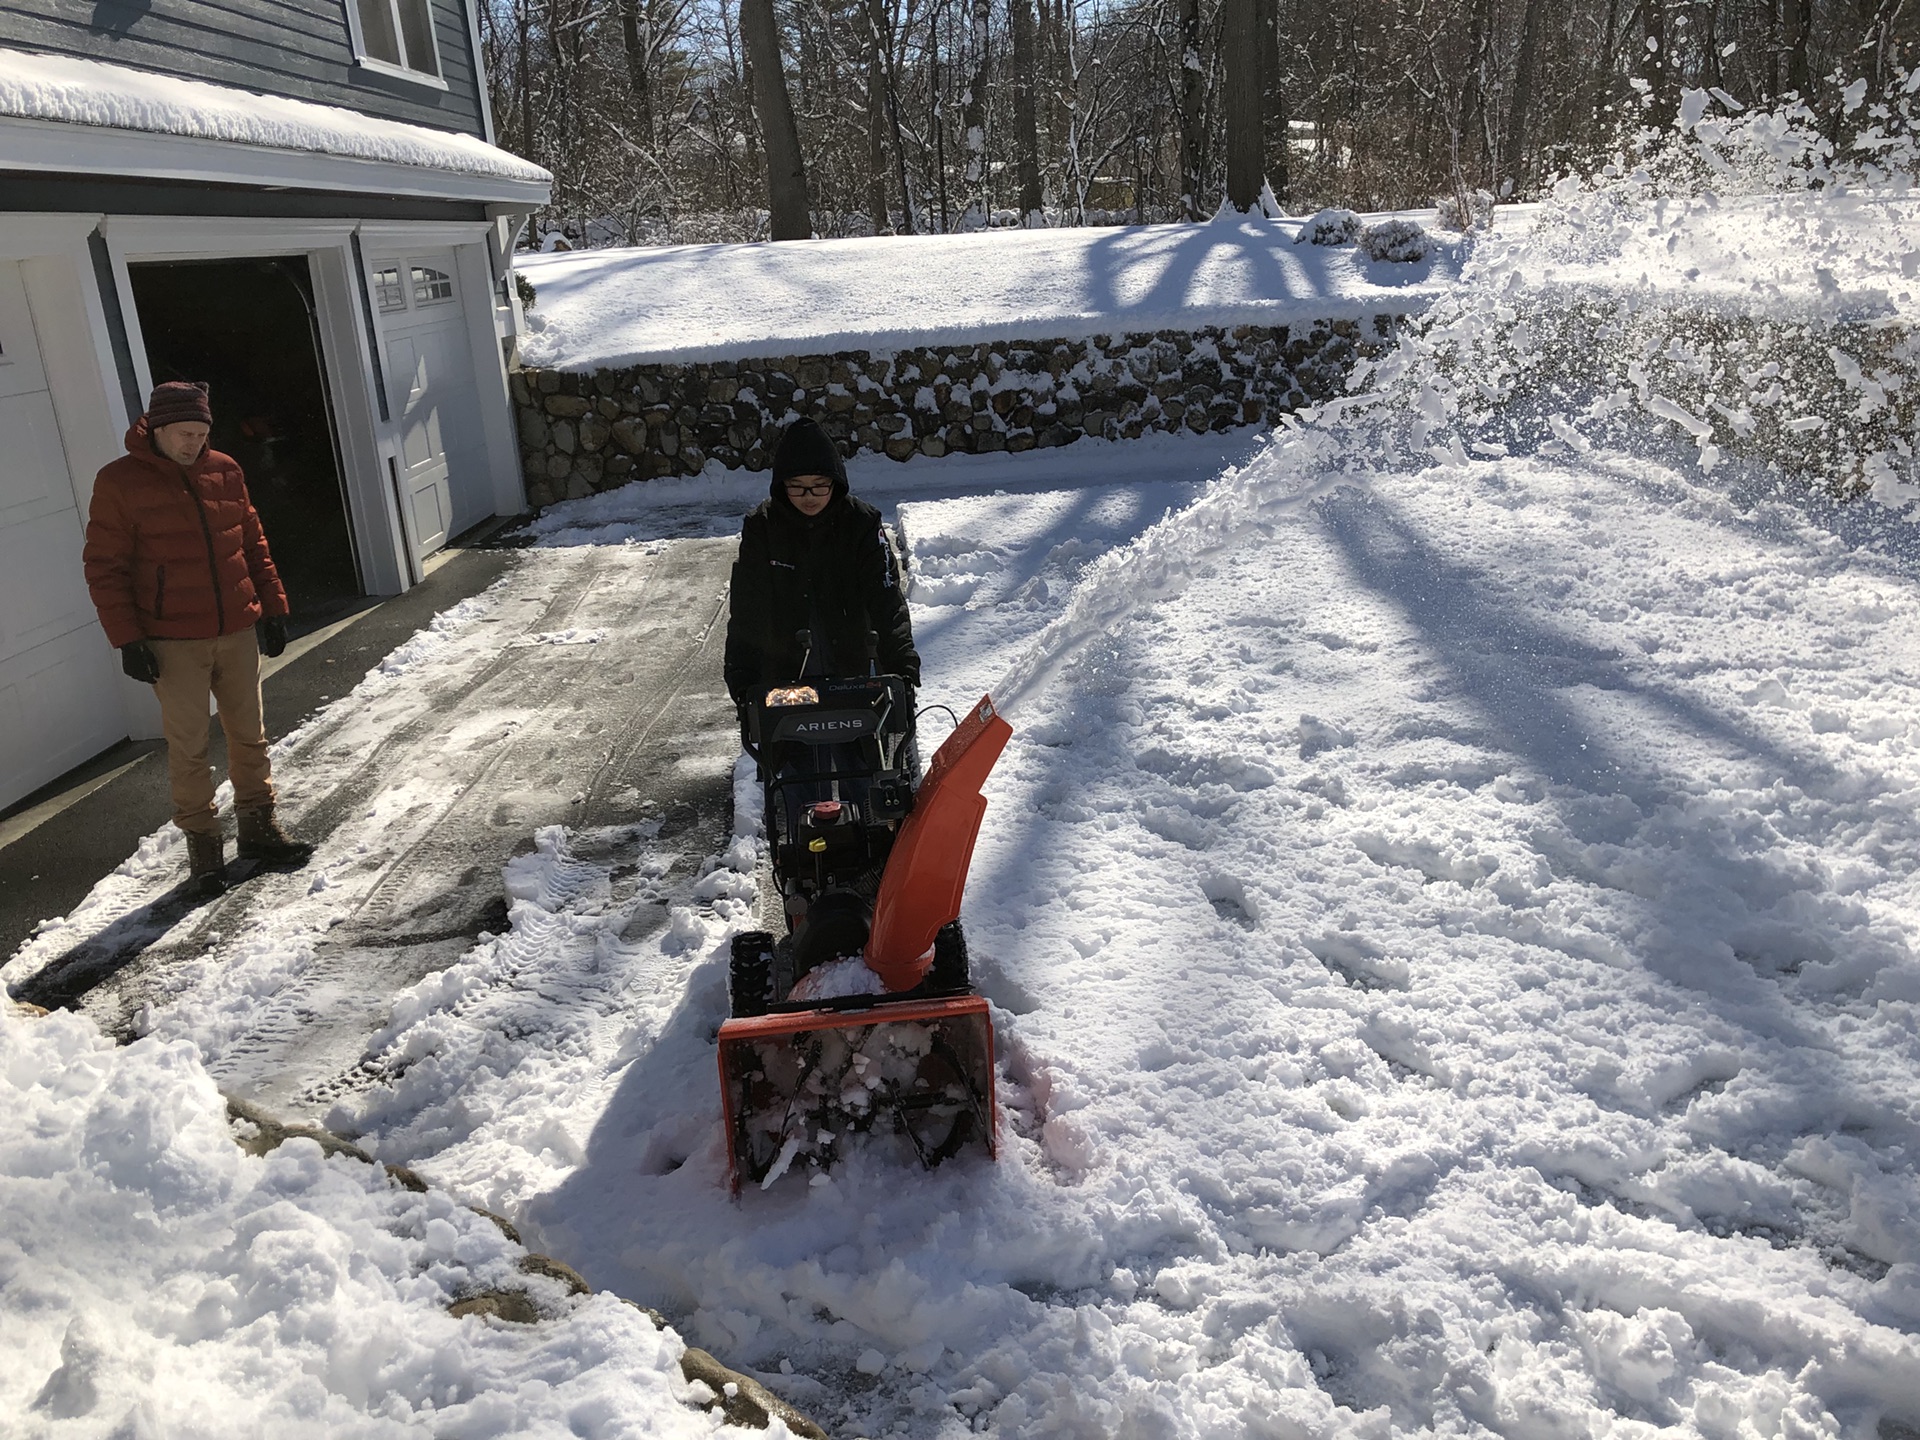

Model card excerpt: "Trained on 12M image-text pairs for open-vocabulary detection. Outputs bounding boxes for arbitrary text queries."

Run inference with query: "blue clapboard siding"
[0,0,488,138]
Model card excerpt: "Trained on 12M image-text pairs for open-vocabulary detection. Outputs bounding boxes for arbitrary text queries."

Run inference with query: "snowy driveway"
[5,535,738,1119]
[295,433,1920,1438]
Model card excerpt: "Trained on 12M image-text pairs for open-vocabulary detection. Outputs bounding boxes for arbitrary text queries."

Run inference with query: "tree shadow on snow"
[1313,486,1901,1057]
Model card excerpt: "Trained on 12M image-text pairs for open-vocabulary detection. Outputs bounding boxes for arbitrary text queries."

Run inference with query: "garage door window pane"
[396,0,442,77]
[410,266,454,306]
[354,0,402,65]
[373,266,407,313]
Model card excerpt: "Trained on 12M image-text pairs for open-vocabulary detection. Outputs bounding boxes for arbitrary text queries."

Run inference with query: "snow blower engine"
[721,639,1011,1190]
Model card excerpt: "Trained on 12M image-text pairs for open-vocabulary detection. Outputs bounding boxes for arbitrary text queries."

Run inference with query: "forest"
[484,0,1920,246]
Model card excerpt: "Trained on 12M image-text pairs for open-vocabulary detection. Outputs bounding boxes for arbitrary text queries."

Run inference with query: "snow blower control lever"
[719,693,1012,1190]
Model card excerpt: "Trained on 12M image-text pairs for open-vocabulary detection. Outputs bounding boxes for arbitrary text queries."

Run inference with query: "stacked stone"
[512,317,1395,508]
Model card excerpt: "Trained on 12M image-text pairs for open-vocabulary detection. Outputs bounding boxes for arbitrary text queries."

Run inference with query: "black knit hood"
[769,417,849,513]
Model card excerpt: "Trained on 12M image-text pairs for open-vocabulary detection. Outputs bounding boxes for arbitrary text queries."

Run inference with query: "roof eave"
[0,113,551,208]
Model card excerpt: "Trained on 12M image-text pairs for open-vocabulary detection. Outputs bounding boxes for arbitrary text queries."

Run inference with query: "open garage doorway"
[128,257,363,627]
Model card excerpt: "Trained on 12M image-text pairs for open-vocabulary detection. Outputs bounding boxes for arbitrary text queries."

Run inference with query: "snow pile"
[1333,87,1920,502]
[0,48,550,185]
[514,216,1457,370]
[0,1006,715,1438]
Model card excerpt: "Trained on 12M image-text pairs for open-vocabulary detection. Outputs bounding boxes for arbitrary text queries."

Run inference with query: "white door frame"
[97,216,415,597]
[95,214,527,599]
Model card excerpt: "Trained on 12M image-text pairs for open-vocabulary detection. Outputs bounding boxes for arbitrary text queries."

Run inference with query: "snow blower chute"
[721,680,1011,1189]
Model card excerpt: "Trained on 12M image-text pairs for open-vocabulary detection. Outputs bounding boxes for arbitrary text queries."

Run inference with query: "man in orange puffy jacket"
[83,381,313,894]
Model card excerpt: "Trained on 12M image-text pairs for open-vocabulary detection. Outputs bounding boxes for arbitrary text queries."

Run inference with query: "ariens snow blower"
[720,664,1011,1190]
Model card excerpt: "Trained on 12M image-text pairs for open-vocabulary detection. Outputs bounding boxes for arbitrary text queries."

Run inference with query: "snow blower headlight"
[765,685,820,707]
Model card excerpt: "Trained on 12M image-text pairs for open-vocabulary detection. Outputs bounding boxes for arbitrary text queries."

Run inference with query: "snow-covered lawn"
[7,89,1920,1440]
[516,217,1460,369]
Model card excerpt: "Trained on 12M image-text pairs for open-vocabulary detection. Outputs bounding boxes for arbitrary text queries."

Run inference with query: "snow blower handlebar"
[863,696,1012,991]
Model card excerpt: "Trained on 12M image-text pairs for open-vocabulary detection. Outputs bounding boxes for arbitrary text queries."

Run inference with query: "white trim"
[0,212,99,261]
[353,55,451,92]
[104,217,359,260]
[343,0,446,86]
[357,219,496,250]
[450,239,527,519]
[0,114,550,207]
[461,0,497,145]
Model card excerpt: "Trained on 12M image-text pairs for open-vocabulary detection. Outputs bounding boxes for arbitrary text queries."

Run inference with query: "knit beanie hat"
[770,418,847,497]
[146,380,212,429]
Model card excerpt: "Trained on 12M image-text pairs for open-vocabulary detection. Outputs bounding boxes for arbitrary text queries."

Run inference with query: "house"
[0,2,551,813]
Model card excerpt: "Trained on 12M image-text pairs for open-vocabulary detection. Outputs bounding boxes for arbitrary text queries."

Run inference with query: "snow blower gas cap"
[808,800,845,824]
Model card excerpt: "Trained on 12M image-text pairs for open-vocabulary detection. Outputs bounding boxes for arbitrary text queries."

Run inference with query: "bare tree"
[1010,0,1046,220]
[742,0,812,238]
[1178,0,1205,217]
[959,0,994,224]
[1222,0,1264,210]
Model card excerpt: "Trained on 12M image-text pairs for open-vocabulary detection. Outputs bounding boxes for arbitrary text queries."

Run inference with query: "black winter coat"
[724,477,920,705]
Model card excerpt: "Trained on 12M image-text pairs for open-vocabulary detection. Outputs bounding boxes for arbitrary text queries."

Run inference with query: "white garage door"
[0,261,126,809]
[368,252,487,565]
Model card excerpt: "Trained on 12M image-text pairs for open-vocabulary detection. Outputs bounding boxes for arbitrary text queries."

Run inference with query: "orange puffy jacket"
[83,419,289,650]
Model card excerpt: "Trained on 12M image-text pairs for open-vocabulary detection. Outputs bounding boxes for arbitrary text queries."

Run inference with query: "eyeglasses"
[783,480,834,497]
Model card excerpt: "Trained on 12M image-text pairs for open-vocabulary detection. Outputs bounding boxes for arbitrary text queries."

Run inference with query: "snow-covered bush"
[1358,217,1432,262]
[1433,187,1494,232]
[1295,207,1361,245]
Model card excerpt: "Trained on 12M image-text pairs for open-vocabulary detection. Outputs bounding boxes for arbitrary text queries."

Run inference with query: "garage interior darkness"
[128,257,363,627]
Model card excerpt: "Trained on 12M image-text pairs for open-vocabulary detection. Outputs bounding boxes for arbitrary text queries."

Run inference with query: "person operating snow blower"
[723,417,920,713]
[716,418,1008,1189]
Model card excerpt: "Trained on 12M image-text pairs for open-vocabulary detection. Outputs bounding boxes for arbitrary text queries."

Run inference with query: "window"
[372,265,407,313]
[349,0,443,83]
[410,265,454,306]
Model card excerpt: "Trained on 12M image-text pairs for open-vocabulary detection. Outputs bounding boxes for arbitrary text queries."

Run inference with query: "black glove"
[120,641,160,685]
[257,616,288,658]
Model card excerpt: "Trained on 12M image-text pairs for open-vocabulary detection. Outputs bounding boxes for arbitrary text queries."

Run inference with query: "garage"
[0,259,128,807]
[127,256,364,624]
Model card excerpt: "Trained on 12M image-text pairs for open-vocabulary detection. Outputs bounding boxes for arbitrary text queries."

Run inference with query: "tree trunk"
[1222,0,1265,211]
[1460,0,1493,177]
[1257,0,1287,203]
[1503,0,1542,195]
[865,2,891,231]
[1010,0,1045,222]
[619,0,654,153]
[740,0,811,240]
[1639,0,1676,131]
[959,0,992,226]
[1178,0,1204,219]
[1786,0,1813,94]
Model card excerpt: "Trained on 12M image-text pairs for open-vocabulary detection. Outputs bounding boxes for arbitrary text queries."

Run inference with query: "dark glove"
[257,616,288,658]
[120,641,160,685]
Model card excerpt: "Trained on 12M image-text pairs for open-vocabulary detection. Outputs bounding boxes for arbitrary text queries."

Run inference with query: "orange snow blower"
[720,684,1012,1189]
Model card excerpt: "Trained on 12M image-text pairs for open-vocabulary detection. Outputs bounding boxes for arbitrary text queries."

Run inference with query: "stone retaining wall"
[511,316,1399,508]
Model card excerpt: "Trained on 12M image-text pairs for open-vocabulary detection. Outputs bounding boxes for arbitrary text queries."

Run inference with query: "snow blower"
[720,676,1011,1190]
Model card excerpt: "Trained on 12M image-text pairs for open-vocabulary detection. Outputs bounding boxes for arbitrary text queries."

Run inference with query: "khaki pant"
[151,630,275,836]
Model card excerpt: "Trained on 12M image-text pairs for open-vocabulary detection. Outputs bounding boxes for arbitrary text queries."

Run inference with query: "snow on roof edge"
[0,46,550,187]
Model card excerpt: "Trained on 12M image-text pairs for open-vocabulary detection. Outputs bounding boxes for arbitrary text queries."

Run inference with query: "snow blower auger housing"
[721,684,1012,1190]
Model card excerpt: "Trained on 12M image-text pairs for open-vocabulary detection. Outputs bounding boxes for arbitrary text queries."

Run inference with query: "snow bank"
[0,1006,717,1438]
[515,216,1457,370]
[0,49,549,184]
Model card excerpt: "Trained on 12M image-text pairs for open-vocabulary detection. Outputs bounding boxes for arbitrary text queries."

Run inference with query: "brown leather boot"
[185,830,228,896]
[237,804,315,866]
